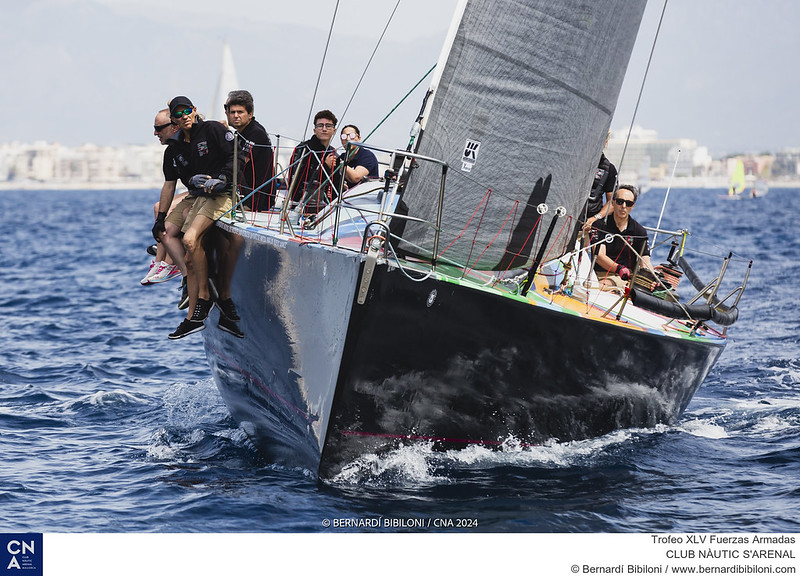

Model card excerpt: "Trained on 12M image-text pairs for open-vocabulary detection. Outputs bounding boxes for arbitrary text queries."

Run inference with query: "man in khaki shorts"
[151,95,237,339]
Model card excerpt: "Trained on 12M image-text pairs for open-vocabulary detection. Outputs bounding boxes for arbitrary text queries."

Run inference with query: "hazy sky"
[2,0,797,156]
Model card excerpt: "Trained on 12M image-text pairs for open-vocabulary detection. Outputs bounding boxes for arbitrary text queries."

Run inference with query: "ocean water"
[0,187,798,537]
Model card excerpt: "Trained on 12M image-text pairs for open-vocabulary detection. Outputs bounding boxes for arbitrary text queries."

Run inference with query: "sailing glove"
[204,177,228,194]
[616,265,631,281]
[188,174,227,196]
[188,174,210,193]
[152,211,167,241]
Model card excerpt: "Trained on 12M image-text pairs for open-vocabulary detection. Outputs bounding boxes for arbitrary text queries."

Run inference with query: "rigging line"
[303,0,341,142]
[619,0,668,173]
[341,0,401,122]
[363,63,435,142]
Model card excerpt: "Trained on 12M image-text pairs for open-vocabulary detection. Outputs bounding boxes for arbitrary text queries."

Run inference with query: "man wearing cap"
[151,95,239,339]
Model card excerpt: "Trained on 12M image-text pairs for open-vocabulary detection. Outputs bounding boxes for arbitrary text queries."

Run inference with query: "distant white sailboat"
[751,178,769,198]
[209,41,239,122]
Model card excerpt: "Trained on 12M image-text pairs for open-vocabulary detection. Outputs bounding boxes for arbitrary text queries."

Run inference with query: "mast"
[411,0,468,154]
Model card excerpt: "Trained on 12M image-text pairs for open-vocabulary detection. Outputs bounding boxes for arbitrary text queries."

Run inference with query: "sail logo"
[1,534,42,575]
[461,139,481,172]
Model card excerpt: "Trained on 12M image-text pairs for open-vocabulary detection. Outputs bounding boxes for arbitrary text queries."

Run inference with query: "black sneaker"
[190,298,215,322]
[218,316,244,338]
[168,318,205,339]
[217,298,240,322]
[177,277,189,310]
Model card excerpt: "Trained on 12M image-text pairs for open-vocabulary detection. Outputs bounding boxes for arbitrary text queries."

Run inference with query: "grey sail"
[399,0,647,270]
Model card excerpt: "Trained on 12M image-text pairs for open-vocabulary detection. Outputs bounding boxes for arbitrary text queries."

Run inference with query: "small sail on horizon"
[728,159,746,196]
[209,41,240,122]
[398,0,647,271]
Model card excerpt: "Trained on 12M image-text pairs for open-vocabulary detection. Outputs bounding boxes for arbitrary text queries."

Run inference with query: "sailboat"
[725,158,769,199]
[201,0,750,478]
[727,159,747,198]
[209,41,239,122]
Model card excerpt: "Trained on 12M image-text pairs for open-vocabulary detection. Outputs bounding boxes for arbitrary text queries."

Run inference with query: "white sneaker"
[140,260,157,285]
[148,262,180,284]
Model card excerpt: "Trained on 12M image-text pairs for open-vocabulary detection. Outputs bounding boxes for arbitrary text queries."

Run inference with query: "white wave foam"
[334,442,444,485]
[162,377,229,426]
[677,419,729,439]
[67,389,147,409]
[748,414,799,438]
[331,429,668,485]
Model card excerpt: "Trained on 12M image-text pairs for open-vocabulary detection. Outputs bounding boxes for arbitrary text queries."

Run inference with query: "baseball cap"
[168,96,194,115]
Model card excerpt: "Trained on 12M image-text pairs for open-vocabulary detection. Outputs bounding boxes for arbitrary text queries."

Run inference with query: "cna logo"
[1,534,42,576]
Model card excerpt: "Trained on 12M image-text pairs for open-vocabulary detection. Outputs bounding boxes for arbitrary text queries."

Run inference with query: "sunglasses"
[315,122,335,129]
[614,198,635,207]
[154,122,173,132]
[340,133,357,140]
[172,107,193,118]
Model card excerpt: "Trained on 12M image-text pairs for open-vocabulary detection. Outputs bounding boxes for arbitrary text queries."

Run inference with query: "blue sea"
[0,187,798,562]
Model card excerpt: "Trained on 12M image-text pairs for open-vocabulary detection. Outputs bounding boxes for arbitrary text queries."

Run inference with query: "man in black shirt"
[141,108,186,286]
[151,95,238,339]
[225,90,275,211]
[590,184,654,291]
[287,110,338,214]
[337,124,379,187]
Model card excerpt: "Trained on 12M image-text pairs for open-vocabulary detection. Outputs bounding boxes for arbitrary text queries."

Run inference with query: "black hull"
[319,265,723,477]
[204,226,724,478]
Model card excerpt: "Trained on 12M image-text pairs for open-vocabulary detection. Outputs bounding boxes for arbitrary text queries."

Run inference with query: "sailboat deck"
[396,259,726,345]
[219,203,725,348]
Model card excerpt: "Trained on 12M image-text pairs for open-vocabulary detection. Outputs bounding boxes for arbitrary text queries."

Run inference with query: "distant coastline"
[0,180,162,191]
[646,178,800,191]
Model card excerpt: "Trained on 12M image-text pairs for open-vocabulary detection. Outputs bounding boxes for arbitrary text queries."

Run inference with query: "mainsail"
[399,0,647,271]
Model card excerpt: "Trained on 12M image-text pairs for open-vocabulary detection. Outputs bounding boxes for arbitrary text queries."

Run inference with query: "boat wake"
[145,378,253,466]
[328,427,670,486]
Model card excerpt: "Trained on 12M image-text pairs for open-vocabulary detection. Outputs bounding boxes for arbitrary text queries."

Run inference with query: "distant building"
[0,141,163,189]
[771,149,800,180]
[606,126,713,183]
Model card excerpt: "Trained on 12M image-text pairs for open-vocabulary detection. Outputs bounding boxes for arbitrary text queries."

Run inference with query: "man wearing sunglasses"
[141,109,186,286]
[286,110,339,214]
[337,124,379,188]
[589,184,654,291]
[152,95,239,339]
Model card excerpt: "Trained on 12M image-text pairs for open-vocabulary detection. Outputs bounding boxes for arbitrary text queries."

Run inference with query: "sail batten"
[399,0,647,271]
